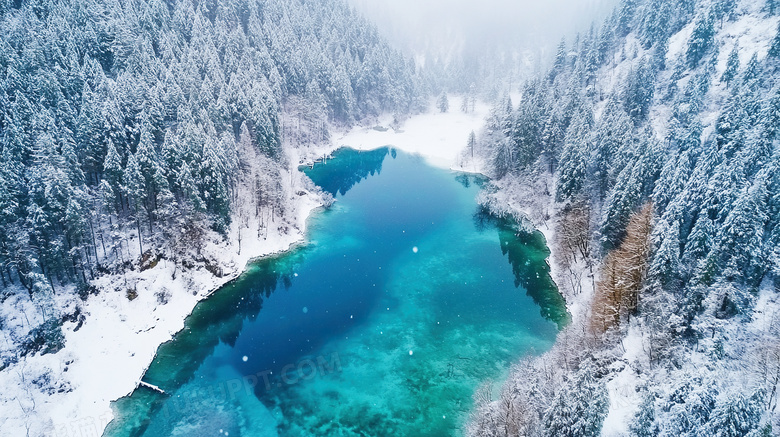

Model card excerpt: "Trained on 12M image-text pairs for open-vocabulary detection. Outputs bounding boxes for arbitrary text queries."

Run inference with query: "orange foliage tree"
[591,203,653,335]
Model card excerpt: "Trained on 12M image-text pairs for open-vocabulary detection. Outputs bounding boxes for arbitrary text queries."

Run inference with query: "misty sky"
[349,0,619,63]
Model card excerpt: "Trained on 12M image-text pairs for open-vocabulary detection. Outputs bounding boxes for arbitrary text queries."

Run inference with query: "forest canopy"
[0,0,421,298]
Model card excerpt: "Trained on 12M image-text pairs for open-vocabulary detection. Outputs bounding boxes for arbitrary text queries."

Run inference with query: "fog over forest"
[349,0,619,73]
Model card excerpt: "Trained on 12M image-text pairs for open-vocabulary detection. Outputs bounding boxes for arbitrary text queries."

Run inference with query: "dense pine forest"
[469,0,780,434]
[4,0,780,434]
[0,0,420,351]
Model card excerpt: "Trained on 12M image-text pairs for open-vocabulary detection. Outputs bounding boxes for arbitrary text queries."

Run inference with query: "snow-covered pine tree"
[721,44,740,86]
[541,361,609,436]
[629,394,659,437]
[706,392,764,437]
[557,110,593,201]
[437,91,450,113]
[686,11,715,68]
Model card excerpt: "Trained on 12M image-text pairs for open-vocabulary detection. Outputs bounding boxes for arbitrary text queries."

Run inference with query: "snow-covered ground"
[600,322,644,436]
[334,96,491,171]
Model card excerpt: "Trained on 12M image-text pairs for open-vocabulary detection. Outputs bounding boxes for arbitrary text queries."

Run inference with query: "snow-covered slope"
[468,0,780,435]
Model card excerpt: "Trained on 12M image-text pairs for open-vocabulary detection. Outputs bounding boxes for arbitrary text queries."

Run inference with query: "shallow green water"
[105,148,567,437]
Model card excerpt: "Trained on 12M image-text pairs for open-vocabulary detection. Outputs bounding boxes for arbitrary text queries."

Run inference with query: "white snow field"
[335,96,491,171]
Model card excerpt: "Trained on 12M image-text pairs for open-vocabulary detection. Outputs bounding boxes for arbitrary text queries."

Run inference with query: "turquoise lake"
[104,148,567,437]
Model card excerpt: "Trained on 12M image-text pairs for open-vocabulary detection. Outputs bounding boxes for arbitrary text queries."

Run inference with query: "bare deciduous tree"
[556,198,592,297]
[556,199,592,268]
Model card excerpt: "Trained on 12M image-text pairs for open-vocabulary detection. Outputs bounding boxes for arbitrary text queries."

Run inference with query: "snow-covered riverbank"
[1,168,325,436]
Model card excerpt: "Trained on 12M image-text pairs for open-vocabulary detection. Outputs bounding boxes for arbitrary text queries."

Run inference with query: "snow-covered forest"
[0,0,423,432]
[468,0,780,434]
[0,0,419,351]
[3,0,780,434]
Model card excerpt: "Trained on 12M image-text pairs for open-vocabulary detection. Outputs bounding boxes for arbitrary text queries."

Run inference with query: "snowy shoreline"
[1,129,337,435]
[2,98,497,437]
[2,182,327,437]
